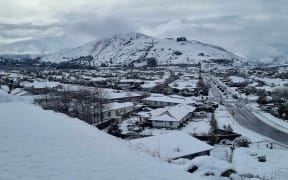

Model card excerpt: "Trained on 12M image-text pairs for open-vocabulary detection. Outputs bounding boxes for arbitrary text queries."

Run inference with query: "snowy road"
[206,74,288,145]
[226,104,288,145]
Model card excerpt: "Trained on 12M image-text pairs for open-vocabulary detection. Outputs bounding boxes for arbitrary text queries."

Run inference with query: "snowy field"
[1,84,288,179]
[139,119,211,136]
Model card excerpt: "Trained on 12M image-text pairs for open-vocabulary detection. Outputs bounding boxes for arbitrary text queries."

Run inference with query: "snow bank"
[248,103,288,134]
[185,156,237,178]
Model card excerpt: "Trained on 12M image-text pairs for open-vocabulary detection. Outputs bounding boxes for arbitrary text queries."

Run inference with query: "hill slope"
[42,32,243,66]
[0,36,83,55]
[0,101,201,180]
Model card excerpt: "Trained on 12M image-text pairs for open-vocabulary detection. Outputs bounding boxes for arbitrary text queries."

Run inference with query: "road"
[205,74,288,145]
[226,104,288,145]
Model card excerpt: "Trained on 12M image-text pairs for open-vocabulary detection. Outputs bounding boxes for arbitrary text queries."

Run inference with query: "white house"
[130,131,214,160]
[142,94,197,107]
[168,78,198,91]
[148,104,196,129]
[104,89,143,102]
[103,102,135,121]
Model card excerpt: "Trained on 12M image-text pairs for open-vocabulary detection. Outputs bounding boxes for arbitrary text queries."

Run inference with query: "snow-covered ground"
[233,145,288,179]
[1,73,288,179]
[0,86,34,103]
[21,81,61,89]
[182,119,211,135]
[139,119,211,136]
[0,101,203,180]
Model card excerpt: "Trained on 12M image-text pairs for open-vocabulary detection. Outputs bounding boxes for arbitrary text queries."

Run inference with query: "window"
[169,122,173,126]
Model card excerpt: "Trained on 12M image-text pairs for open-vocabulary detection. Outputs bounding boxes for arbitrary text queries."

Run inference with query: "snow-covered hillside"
[0,101,203,180]
[0,36,85,55]
[42,32,243,66]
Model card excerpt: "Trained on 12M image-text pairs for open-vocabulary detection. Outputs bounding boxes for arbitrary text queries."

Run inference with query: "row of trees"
[36,87,108,124]
[257,88,288,105]
[256,88,288,120]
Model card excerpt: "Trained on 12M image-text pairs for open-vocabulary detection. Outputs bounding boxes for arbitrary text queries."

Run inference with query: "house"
[116,79,144,89]
[147,104,196,129]
[168,78,199,95]
[89,77,107,85]
[194,111,207,118]
[227,76,248,87]
[142,94,197,107]
[104,89,144,103]
[21,81,62,94]
[130,131,214,160]
[103,102,135,122]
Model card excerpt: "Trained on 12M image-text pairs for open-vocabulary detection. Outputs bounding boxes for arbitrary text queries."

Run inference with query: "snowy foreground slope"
[0,102,205,180]
[42,33,242,66]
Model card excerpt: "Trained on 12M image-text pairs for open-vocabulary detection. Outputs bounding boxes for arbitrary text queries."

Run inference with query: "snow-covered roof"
[21,81,61,89]
[0,102,198,180]
[119,79,143,83]
[141,79,164,89]
[143,94,197,105]
[130,131,213,160]
[150,104,196,122]
[229,76,246,83]
[169,79,198,90]
[255,85,274,92]
[105,102,134,111]
[89,77,106,82]
[105,89,142,100]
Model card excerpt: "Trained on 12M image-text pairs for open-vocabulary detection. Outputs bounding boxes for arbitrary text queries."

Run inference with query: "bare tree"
[93,88,108,124]
[73,88,94,123]
[35,86,110,125]
[272,88,288,103]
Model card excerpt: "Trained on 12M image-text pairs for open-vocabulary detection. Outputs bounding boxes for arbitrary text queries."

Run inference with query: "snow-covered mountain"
[0,36,86,55]
[42,32,243,66]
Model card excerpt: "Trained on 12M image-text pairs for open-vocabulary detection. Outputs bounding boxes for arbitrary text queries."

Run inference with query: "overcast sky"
[0,0,287,59]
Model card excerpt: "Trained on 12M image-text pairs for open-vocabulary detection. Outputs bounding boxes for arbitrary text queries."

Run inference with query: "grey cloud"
[60,13,136,41]
[0,0,288,59]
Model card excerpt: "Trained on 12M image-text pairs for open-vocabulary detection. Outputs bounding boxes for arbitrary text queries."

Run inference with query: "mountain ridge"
[39,32,244,67]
